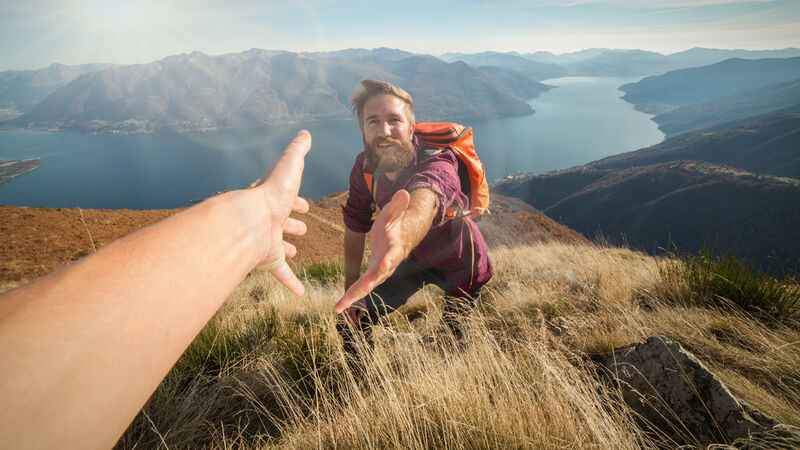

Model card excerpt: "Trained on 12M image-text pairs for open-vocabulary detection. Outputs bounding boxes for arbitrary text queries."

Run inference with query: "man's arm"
[0,131,311,450]
[344,228,366,291]
[335,188,437,313]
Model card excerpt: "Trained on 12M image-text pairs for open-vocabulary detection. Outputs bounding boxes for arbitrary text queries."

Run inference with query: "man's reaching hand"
[335,190,410,313]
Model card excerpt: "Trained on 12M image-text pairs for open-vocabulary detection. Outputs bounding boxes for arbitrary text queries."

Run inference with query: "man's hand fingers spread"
[334,258,396,314]
[293,197,309,214]
[265,130,311,187]
[251,130,311,189]
[283,217,307,236]
[270,261,305,297]
[335,276,375,314]
[282,241,297,259]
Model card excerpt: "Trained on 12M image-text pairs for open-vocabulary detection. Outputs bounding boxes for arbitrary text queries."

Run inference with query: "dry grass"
[116,242,800,449]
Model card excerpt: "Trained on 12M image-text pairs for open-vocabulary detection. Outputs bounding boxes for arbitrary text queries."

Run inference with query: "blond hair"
[350,79,415,127]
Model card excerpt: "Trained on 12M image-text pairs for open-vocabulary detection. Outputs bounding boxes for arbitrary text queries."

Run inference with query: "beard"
[364,135,416,174]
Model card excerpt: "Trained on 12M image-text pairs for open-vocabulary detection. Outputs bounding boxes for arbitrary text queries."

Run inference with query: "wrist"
[215,188,271,269]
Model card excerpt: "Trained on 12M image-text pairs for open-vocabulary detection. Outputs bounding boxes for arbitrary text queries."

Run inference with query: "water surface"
[0,77,663,209]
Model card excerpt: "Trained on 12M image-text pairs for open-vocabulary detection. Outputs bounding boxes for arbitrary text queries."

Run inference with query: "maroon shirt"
[342,136,493,296]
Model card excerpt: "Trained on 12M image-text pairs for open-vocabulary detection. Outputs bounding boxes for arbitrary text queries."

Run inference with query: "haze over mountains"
[3,46,800,134]
[3,49,548,133]
[0,63,117,120]
[442,47,800,78]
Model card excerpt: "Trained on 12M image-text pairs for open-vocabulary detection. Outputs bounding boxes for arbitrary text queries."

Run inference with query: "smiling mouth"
[373,138,400,151]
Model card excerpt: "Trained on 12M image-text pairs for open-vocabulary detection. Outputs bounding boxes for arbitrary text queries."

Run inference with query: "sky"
[1,0,799,71]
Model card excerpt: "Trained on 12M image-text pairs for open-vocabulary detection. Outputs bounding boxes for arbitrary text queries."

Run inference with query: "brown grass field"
[1,198,797,448]
[114,243,800,449]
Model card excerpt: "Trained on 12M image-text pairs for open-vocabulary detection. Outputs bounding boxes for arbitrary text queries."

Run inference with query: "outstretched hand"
[249,130,312,297]
[335,189,411,314]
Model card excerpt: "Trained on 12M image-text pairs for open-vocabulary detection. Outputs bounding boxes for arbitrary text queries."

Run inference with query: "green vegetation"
[295,260,345,284]
[295,260,368,284]
[661,245,800,318]
[173,307,282,377]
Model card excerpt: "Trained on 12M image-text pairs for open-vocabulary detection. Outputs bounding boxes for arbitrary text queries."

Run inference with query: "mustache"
[371,137,402,146]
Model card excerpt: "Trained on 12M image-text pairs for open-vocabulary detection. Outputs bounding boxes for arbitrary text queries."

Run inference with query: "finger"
[283,240,297,259]
[335,276,375,314]
[334,263,385,313]
[270,261,305,297]
[293,196,309,214]
[346,308,360,326]
[374,190,410,227]
[283,217,307,236]
[251,130,311,190]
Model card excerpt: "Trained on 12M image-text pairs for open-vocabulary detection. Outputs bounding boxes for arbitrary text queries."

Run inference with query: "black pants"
[337,258,481,353]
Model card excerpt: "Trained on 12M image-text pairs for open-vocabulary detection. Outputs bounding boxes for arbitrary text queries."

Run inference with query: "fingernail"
[296,129,309,138]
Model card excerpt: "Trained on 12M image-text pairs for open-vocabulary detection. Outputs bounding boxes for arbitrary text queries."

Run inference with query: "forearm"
[398,188,438,258]
[344,228,366,290]
[0,188,268,449]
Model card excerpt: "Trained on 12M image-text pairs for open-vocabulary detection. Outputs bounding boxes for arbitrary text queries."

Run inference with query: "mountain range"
[650,81,800,137]
[619,57,800,113]
[0,63,117,120]
[443,47,800,78]
[5,46,800,134]
[4,49,550,133]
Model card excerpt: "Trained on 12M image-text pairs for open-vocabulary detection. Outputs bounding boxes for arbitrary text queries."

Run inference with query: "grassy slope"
[116,242,800,449]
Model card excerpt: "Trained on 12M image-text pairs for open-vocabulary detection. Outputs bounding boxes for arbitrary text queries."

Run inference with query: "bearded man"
[334,79,493,363]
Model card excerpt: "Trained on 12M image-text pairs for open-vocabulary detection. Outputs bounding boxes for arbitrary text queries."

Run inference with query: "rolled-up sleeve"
[405,150,463,227]
[342,153,375,233]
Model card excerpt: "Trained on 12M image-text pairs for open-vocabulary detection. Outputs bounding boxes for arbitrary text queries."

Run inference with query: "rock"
[605,336,799,447]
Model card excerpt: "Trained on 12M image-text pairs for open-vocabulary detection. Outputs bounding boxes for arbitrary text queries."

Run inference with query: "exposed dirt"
[0,193,587,284]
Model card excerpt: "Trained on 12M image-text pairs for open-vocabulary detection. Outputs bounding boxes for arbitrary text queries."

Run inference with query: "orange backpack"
[365,122,490,220]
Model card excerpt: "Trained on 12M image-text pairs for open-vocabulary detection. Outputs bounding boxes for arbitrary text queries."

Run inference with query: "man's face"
[361,93,415,174]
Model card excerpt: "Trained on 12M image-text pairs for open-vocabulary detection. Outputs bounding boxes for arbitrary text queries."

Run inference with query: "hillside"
[650,80,800,137]
[589,111,800,178]
[493,160,800,275]
[439,52,568,80]
[112,241,800,448]
[2,186,797,449]
[620,57,800,113]
[0,193,584,286]
[0,63,115,119]
[7,49,545,134]
[567,49,670,77]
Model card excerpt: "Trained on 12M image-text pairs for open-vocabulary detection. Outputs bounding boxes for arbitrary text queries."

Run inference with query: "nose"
[377,120,392,137]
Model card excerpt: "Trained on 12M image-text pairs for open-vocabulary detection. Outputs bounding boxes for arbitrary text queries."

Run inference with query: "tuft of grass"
[173,307,281,377]
[295,260,345,284]
[660,246,800,318]
[294,260,369,285]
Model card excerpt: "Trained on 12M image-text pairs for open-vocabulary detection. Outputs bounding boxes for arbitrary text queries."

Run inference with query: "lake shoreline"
[0,158,43,184]
[0,77,662,209]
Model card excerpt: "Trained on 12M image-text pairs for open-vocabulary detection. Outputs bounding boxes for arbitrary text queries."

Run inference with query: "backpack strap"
[363,171,378,215]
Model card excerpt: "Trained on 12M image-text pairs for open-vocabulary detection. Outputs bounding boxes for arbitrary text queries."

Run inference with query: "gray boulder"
[605,336,799,448]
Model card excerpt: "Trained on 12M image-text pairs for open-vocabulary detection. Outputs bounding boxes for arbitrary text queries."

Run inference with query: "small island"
[0,158,43,184]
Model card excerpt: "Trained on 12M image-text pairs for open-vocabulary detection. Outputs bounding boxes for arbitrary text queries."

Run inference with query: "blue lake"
[0,77,663,209]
